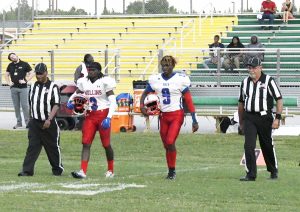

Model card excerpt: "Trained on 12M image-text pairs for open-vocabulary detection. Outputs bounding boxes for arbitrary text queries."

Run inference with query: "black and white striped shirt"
[239,73,282,112]
[29,79,60,121]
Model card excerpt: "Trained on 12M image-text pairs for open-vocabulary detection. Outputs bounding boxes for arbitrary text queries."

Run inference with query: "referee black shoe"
[269,172,278,180]
[240,175,255,181]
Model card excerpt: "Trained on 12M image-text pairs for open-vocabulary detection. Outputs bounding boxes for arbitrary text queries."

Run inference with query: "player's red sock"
[166,150,171,168]
[169,150,177,169]
[107,160,114,172]
[81,160,88,174]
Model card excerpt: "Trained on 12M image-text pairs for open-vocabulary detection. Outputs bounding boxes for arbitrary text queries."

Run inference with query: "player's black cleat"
[166,171,176,180]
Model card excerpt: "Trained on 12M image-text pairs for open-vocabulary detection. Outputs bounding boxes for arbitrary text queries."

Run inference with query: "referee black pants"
[21,119,64,175]
[243,112,278,178]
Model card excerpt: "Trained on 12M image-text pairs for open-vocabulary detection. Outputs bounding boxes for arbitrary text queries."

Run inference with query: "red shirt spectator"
[261,0,277,14]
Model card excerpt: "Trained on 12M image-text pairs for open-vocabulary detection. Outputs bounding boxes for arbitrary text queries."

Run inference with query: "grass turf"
[0,130,299,211]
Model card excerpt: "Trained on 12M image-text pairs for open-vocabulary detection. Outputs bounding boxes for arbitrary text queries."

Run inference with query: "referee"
[18,63,64,176]
[238,57,283,181]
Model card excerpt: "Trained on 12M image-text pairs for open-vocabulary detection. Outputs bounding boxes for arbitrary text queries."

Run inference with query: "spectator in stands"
[243,35,265,67]
[223,36,244,72]
[281,0,294,24]
[203,35,225,71]
[258,0,277,30]
[74,54,94,84]
[5,53,34,129]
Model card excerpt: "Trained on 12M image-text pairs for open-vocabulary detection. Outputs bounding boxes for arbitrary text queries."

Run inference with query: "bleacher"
[191,14,300,87]
[2,17,199,94]
[3,15,299,115]
[189,14,300,121]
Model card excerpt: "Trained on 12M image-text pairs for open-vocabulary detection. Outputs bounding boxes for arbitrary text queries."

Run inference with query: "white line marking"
[32,183,146,196]
[0,183,43,192]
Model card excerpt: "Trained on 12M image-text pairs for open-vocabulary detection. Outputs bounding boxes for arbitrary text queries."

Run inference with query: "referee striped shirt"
[29,79,60,121]
[239,73,282,112]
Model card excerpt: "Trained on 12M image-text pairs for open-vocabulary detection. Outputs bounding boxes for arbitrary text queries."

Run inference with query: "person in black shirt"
[18,63,64,176]
[238,57,283,181]
[5,53,34,129]
[223,36,245,72]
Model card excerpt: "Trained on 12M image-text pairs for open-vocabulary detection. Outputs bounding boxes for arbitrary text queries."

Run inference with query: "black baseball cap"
[247,57,262,68]
[35,63,47,74]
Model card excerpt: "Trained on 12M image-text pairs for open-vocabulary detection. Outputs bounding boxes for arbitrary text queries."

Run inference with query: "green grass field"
[0,130,299,211]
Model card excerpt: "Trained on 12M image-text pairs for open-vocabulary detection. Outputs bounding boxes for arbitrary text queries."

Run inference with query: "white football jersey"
[77,76,116,111]
[147,72,190,112]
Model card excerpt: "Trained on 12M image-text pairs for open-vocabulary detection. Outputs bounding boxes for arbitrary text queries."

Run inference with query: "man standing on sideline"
[74,54,94,129]
[238,57,283,181]
[74,54,94,84]
[18,63,64,176]
[5,53,34,129]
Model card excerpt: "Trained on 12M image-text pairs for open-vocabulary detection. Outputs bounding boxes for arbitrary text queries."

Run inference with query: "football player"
[140,55,199,180]
[67,62,117,179]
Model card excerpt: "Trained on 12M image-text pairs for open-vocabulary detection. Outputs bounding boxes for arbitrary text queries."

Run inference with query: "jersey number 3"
[161,88,171,104]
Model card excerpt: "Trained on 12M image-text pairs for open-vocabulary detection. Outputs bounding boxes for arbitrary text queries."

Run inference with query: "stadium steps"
[190,14,300,87]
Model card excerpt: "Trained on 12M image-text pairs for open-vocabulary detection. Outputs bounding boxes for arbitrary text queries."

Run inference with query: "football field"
[0,130,299,211]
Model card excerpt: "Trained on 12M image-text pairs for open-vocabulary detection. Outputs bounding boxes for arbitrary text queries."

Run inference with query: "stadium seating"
[1,16,236,94]
[191,14,300,88]
[188,14,300,119]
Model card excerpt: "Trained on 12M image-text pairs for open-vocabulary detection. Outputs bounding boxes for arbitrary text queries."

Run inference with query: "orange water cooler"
[111,93,136,133]
[132,80,148,113]
[111,112,136,133]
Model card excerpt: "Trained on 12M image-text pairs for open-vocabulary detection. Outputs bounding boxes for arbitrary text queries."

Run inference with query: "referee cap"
[247,57,262,68]
[35,63,47,74]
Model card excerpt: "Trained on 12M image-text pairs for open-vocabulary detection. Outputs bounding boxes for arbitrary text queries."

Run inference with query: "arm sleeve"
[183,90,198,123]
[268,77,282,100]
[107,95,117,118]
[238,80,245,103]
[145,75,156,92]
[52,84,61,106]
[183,90,195,113]
[144,83,155,92]
[26,62,32,72]
[103,77,116,92]
[180,74,191,93]
[77,78,84,91]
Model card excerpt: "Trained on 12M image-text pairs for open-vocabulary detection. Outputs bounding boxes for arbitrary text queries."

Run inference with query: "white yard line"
[32,183,146,196]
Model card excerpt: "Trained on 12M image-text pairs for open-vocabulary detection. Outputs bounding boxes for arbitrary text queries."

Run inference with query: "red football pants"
[159,110,184,148]
[82,109,111,147]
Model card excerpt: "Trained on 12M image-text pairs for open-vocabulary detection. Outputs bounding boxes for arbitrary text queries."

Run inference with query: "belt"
[246,111,270,116]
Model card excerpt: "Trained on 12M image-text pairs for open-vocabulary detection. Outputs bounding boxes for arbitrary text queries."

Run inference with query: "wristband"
[275,114,282,120]
[191,112,198,124]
